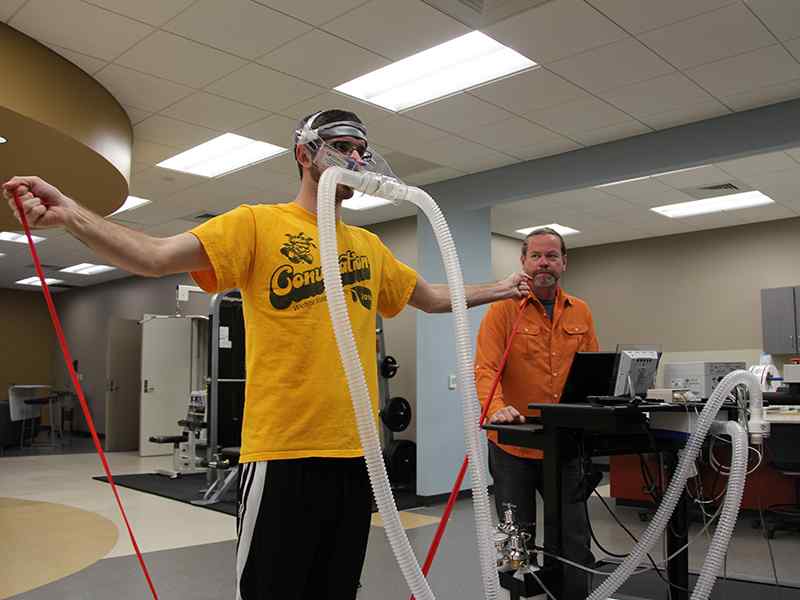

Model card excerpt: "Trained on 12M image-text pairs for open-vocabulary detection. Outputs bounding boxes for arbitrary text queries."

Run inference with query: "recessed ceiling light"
[0,136,7,144]
[109,196,151,217]
[595,166,708,188]
[651,190,774,218]
[516,224,580,236]
[16,276,63,286]
[60,263,116,275]
[335,31,536,112]
[342,193,394,211]
[158,133,287,177]
[0,231,45,244]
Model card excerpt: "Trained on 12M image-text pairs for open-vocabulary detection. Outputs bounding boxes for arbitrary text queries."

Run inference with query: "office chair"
[8,386,43,448]
[762,423,800,539]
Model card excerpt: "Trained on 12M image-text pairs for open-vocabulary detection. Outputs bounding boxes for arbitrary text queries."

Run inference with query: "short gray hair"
[521,227,567,257]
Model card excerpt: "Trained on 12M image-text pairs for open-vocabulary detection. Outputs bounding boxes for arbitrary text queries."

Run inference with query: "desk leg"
[543,431,571,598]
[49,398,55,448]
[666,480,689,600]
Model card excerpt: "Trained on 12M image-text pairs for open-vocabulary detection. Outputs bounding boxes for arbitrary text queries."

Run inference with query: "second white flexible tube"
[589,370,759,600]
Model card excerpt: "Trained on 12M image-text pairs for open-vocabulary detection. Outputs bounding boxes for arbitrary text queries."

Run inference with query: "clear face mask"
[295,113,401,181]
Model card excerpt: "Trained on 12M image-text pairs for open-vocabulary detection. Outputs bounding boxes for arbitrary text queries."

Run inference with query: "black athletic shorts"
[236,457,372,600]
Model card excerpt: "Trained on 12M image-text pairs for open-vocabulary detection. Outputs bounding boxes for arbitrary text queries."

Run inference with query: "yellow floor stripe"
[0,497,118,599]
[371,510,441,530]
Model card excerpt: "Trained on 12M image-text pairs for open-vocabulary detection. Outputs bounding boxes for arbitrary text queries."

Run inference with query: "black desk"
[485,402,692,600]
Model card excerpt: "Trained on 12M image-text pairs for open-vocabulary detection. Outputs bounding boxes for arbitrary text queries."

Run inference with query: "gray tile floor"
[11,495,800,600]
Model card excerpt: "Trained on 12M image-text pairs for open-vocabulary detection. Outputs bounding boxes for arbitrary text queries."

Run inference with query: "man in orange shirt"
[475,227,599,596]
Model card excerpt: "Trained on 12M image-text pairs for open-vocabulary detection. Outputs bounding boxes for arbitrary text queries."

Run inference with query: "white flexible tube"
[588,370,760,600]
[316,166,498,600]
[691,421,747,599]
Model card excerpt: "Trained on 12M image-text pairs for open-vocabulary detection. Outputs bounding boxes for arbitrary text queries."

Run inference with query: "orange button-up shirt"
[475,288,599,459]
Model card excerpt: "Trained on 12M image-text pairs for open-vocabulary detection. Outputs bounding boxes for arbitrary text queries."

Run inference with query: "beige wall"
[491,218,800,372]
[0,290,55,396]
[365,217,418,442]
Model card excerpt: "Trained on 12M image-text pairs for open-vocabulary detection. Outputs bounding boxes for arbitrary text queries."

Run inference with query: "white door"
[105,319,142,452]
[139,317,193,456]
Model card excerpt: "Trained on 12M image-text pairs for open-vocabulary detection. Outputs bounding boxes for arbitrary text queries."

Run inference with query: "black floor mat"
[93,473,422,516]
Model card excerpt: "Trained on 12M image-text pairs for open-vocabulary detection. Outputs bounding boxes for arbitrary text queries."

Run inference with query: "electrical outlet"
[448,374,456,390]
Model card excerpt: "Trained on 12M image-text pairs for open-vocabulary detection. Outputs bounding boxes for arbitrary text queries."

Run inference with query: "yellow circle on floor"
[0,497,118,598]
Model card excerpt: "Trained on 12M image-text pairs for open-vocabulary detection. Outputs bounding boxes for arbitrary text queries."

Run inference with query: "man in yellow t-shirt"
[4,108,531,600]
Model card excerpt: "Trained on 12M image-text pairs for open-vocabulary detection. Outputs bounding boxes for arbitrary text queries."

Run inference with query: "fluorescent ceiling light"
[0,136,7,144]
[335,31,536,112]
[158,133,287,177]
[651,190,774,218]
[0,231,45,244]
[60,263,116,275]
[595,166,708,188]
[342,193,394,211]
[516,223,580,236]
[109,195,151,217]
[16,277,63,286]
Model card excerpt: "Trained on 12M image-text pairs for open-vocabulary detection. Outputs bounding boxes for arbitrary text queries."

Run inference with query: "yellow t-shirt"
[190,202,418,463]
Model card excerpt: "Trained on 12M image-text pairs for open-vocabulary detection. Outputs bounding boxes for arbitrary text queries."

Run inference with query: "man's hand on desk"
[489,406,525,424]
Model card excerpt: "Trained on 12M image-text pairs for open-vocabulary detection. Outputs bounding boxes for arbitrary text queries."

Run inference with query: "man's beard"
[310,164,354,200]
[534,271,557,287]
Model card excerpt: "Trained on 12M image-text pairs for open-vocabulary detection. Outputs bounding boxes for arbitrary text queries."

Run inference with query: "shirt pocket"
[562,321,589,351]
[515,324,541,358]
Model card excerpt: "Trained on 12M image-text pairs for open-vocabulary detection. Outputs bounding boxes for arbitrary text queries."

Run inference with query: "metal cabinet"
[761,287,800,354]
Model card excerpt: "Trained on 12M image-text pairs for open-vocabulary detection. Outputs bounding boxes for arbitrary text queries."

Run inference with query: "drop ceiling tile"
[638,101,730,129]
[134,115,219,149]
[161,93,269,131]
[526,97,632,135]
[461,117,572,154]
[364,116,448,154]
[83,0,195,26]
[720,77,800,111]
[744,0,800,42]
[687,45,800,98]
[731,164,800,188]
[258,29,388,88]
[785,37,800,62]
[132,139,182,165]
[253,0,367,26]
[586,0,735,34]
[469,68,591,115]
[216,163,298,197]
[260,152,301,176]
[0,0,26,22]
[723,202,795,224]
[205,63,324,111]
[507,138,582,161]
[116,31,247,88]
[638,3,776,69]
[484,0,628,64]
[95,64,194,112]
[129,167,206,201]
[548,38,675,94]
[404,94,513,135]
[405,166,464,186]
[143,219,202,238]
[11,0,153,60]
[717,151,800,179]
[164,0,311,59]
[323,0,469,60]
[598,177,676,201]
[236,114,298,147]
[409,135,515,173]
[598,72,716,118]
[282,92,395,126]
[122,105,152,125]
[45,44,108,74]
[168,177,266,212]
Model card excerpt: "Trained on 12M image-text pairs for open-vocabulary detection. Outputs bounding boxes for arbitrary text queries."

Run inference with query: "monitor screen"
[561,352,619,404]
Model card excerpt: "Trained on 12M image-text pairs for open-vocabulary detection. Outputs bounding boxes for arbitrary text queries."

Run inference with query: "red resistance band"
[13,193,159,600]
[411,295,532,600]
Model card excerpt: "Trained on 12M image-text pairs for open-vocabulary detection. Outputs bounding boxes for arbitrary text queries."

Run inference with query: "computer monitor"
[561,352,619,404]
[613,350,660,397]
